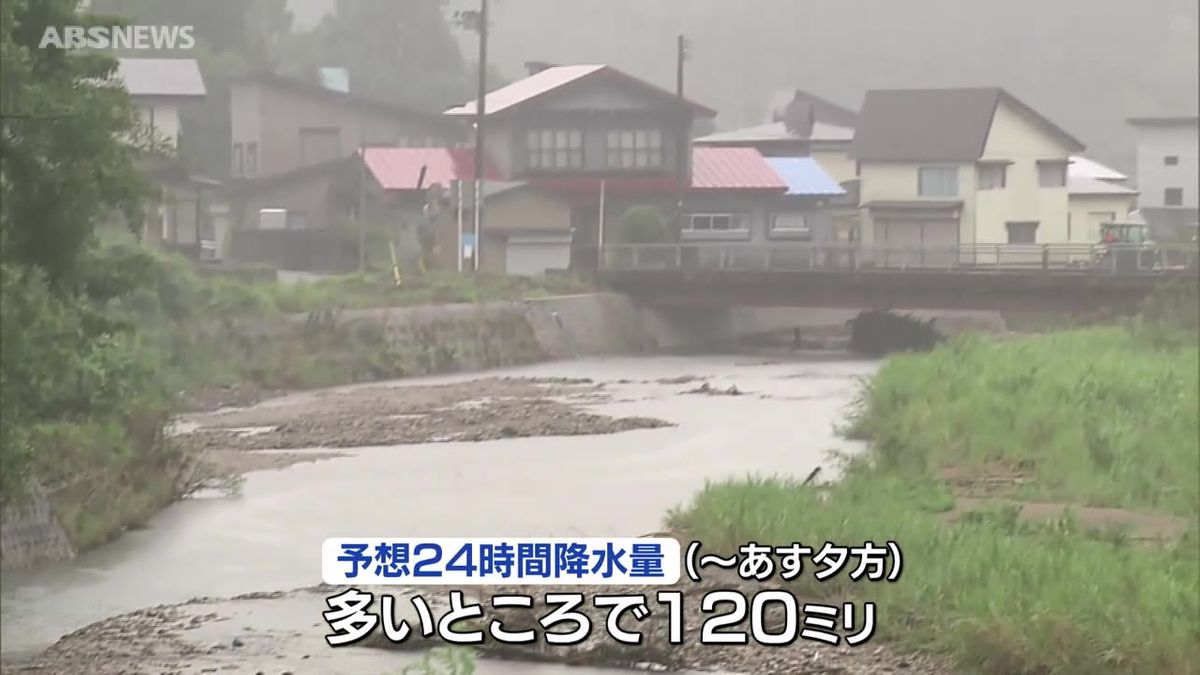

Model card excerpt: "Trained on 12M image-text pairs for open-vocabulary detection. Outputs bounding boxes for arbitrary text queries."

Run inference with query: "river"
[0,354,877,669]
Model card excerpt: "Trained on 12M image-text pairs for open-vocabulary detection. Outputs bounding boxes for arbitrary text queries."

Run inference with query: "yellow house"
[850,88,1086,251]
[1066,157,1138,243]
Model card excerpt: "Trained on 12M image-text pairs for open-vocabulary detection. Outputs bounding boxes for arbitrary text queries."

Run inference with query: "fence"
[228,228,361,273]
[600,243,1200,276]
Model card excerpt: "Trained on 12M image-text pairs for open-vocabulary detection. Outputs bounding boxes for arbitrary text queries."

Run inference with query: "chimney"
[524,61,557,76]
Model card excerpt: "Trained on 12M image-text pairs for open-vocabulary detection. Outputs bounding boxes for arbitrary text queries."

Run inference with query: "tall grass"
[847,327,1199,516]
[670,472,1198,674]
[671,313,1200,674]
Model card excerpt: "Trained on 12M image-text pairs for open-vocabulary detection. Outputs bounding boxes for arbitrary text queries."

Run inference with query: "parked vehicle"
[1096,223,1160,272]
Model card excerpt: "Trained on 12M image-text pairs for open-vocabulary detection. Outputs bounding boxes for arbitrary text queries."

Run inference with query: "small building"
[851,87,1086,253]
[1067,172,1139,244]
[115,58,206,149]
[761,157,848,242]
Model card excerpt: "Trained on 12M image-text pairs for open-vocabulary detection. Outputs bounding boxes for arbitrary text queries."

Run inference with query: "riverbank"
[0,355,876,661]
[670,316,1200,674]
[8,240,956,571]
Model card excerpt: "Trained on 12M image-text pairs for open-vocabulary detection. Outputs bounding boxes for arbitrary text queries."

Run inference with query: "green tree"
[0,0,146,286]
[615,205,671,244]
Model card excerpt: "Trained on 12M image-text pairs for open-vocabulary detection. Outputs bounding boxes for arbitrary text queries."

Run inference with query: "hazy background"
[290,0,1198,172]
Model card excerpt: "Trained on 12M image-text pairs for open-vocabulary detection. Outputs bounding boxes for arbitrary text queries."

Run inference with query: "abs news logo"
[38,25,195,50]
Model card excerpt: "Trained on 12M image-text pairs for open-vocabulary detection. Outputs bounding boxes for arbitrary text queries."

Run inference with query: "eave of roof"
[1068,175,1139,196]
[1127,116,1200,127]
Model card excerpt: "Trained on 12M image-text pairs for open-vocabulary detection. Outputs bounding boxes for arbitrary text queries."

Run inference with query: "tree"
[0,0,147,287]
[277,0,472,111]
[615,206,671,244]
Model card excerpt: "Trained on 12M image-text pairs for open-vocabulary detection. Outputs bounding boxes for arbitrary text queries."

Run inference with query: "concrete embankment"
[0,292,1005,570]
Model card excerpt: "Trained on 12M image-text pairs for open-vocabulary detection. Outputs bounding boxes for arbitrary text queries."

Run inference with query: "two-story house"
[342,64,804,276]
[1127,116,1199,242]
[850,87,1086,262]
[228,72,459,180]
[109,58,228,257]
[217,72,465,271]
[116,57,206,149]
[442,63,724,271]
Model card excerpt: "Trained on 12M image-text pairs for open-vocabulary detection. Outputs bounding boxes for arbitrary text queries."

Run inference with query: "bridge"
[597,243,1200,312]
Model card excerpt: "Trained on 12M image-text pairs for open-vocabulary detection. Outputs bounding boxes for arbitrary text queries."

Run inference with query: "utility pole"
[472,0,489,273]
[675,34,689,237]
[357,96,368,273]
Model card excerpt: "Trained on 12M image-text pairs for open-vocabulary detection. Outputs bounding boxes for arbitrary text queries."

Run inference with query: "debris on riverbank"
[681,382,745,396]
[176,377,673,456]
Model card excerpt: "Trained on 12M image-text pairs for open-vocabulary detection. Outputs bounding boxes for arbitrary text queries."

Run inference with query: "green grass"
[669,472,1198,675]
[670,315,1200,675]
[846,327,1198,517]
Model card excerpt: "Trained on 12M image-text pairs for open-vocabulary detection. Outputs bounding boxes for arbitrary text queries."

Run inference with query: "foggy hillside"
[291,0,1197,173]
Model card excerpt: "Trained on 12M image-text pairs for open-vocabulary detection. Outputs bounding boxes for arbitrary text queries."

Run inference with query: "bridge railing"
[599,243,1200,275]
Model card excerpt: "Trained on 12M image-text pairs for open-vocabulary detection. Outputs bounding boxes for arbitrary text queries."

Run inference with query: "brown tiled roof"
[850,87,1084,162]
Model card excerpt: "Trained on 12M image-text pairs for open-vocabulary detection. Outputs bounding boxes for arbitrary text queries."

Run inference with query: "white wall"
[135,102,181,148]
[1133,123,1199,208]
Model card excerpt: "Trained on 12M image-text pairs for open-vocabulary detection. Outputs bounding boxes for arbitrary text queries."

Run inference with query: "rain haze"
[1,1,1197,674]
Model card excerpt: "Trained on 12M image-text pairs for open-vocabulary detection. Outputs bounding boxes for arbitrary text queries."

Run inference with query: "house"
[1067,158,1138,244]
[218,73,465,270]
[850,87,1086,257]
[443,63,722,271]
[115,58,206,149]
[1127,116,1199,242]
[761,157,847,242]
[104,59,227,257]
[228,72,460,180]
[698,90,859,185]
[359,145,793,276]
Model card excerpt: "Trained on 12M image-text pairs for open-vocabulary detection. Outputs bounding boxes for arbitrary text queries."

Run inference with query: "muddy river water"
[0,354,878,671]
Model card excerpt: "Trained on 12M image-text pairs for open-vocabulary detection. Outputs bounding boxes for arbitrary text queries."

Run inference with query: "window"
[1164,188,1184,206]
[918,166,958,197]
[1164,155,1179,166]
[977,163,1007,190]
[605,129,664,169]
[1006,221,1038,244]
[527,129,583,170]
[245,142,258,178]
[1037,161,1067,188]
[299,126,342,165]
[232,143,243,178]
[686,213,747,232]
[770,212,809,233]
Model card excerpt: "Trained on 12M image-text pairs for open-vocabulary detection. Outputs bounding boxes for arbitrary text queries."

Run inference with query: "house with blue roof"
[763,157,846,243]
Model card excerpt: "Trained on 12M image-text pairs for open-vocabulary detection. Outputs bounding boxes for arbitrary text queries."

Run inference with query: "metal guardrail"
[599,243,1200,276]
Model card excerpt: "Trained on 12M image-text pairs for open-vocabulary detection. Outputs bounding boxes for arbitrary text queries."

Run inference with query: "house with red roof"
[353,63,829,275]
